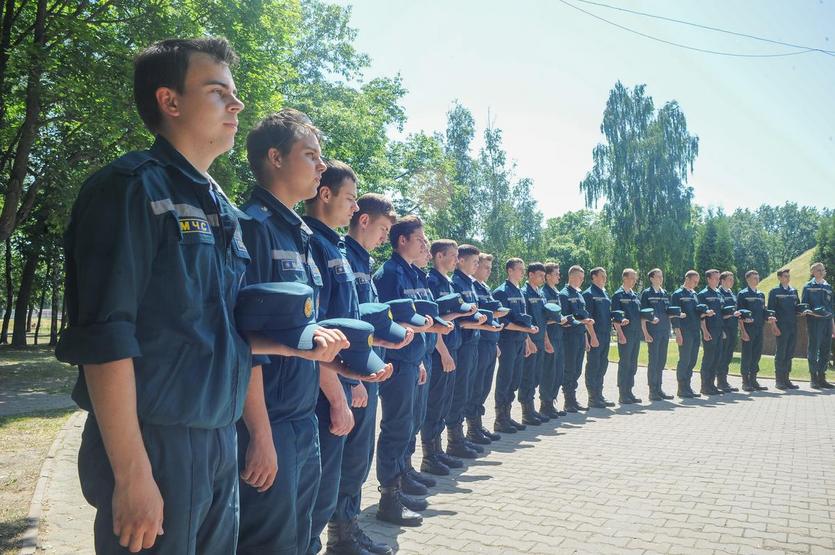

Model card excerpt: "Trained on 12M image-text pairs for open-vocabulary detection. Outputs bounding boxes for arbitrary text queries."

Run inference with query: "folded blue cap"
[513,313,534,328]
[738,309,752,319]
[414,299,450,328]
[766,309,776,319]
[812,306,832,318]
[318,318,386,376]
[386,299,427,327]
[640,308,656,320]
[721,305,736,316]
[574,308,590,321]
[543,302,562,323]
[666,305,682,316]
[235,282,319,350]
[611,310,626,322]
[476,308,500,328]
[436,293,474,316]
[695,304,709,315]
[795,303,810,313]
[359,302,407,344]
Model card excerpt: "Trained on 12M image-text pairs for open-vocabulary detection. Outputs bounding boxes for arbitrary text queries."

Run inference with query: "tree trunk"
[59,290,66,332]
[11,252,38,346]
[0,0,46,243]
[34,278,46,344]
[49,259,59,345]
[1,238,12,343]
[26,301,33,331]
[0,0,17,130]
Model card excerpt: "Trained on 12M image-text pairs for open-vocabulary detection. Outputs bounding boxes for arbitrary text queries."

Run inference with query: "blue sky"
[334,0,834,219]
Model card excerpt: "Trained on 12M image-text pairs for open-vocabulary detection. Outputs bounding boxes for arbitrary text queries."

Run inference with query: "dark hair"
[246,108,321,183]
[350,193,396,228]
[544,262,560,276]
[590,267,606,278]
[389,215,423,250]
[704,269,720,279]
[647,268,662,279]
[776,268,790,278]
[719,271,734,281]
[306,160,357,206]
[431,239,457,257]
[745,270,759,279]
[568,265,584,276]
[685,270,699,280]
[134,37,238,132]
[527,262,546,275]
[479,253,494,262]
[458,244,480,258]
[506,258,524,272]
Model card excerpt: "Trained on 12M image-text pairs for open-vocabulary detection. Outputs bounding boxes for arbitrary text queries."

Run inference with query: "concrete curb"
[19,409,86,555]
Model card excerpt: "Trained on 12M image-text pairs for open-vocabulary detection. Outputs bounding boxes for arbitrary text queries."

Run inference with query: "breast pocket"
[273,249,310,285]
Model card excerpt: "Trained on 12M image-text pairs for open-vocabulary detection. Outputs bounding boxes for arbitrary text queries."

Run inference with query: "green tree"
[727,208,772,276]
[814,213,835,274]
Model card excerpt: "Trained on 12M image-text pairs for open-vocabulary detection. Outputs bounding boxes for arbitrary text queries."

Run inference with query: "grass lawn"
[758,247,816,293]
[0,344,76,397]
[607,340,812,382]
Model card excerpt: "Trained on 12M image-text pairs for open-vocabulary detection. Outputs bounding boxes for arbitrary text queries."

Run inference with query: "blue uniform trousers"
[617,334,641,394]
[421,348,458,443]
[562,332,586,395]
[807,317,832,376]
[740,326,764,378]
[447,338,479,427]
[647,326,669,393]
[700,331,722,388]
[494,339,525,407]
[464,341,498,418]
[376,360,418,487]
[518,348,544,404]
[584,335,609,397]
[675,329,700,383]
[718,326,737,380]
[539,340,565,403]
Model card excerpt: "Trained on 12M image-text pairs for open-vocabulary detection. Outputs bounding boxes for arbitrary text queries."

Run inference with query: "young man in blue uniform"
[467,253,506,439]
[448,244,490,455]
[539,262,567,418]
[583,267,613,408]
[738,270,777,392]
[612,268,643,404]
[640,268,674,400]
[560,265,594,412]
[518,262,553,424]
[768,268,801,390]
[335,192,404,554]
[803,262,835,389]
[697,270,723,396]
[717,271,740,392]
[493,258,541,431]
[373,215,435,526]
[672,270,701,398]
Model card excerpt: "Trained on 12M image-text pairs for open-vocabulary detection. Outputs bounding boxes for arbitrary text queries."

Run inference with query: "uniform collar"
[251,186,311,234]
[505,279,521,291]
[431,267,452,282]
[779,283,792,291]
[303,216,341,245]
[618,286,635,295]
[524,282,541,295]
[454,268,474,283]
[149,135,211,186]
[590,283,607,295]
[391,252,417,275]
[544,283,560,295]
[345,235,370,264]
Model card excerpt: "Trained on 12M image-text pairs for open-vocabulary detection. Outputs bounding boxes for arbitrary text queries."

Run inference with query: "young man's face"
[686,275,700,289]
[434,246,457,273]
[398,228,427,263]
[650,271,664,288]
[417,237,431,268]
[366,215,392,251]
[592,271,607,288]
[721,275,735,289]
[458,253,480,276]
[813,266,826,280]
[173,53,244,157]
[321,178,358,228]
[747,274,760,289]
[273,133,326,203]
[707,273,720,288]
[778,272,790,286]
[507,262,525,283]
[569,271,584,287]
[545,268,559,287]
[475,259,492,282]
[622,272,637,290]
[528,270,546,288]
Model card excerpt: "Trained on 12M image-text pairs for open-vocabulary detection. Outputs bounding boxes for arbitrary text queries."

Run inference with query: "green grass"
[0,344,76,397]
[758,247,815,293]
[607,340,811,382]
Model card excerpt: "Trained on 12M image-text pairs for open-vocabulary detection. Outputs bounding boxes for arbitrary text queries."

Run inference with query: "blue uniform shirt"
[583,284,612,339]
[344,235,377,305]
[559,285,588,337]
[303,217,359,321]
[697,287,724,336]
[493,280,528,343]
[239,185,323,423]
[522,282,546,347]
[541,283,563,344]
[767,284,799,330]
[611,287,641,338]
[670,287,699,331]
[415,265,438,362]
[802,279,834,324]
[427,268,462,351]
[373,253,429,364]
[737,287,767,329]
[640,287,670,335]
[474,280,501,345]
[453,269,481,343]
[719,287,739,331]
[56,136,254,429]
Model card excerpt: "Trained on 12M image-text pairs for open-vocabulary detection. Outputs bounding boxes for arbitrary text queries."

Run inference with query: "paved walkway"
[33,366,835,554]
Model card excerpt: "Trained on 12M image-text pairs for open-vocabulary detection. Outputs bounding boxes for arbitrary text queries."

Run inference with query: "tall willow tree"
[580,82,699,282]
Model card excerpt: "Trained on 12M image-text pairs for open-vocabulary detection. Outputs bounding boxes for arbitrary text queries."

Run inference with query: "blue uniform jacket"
[559,285,589,337]
[611,287,641,338]
[474,280,501,345]
[493,280,528,343]
[767,285,799,331]
[738,287,767,330]
[640,287,670,336]
[670,288,699,332]
[373,253,429,364]
[427,268,462,351]
[802,279,834,325]
[583,284,612,341]
[523,282,546,347]
[541,283,563,344]
[453,269,481,343]
[697,287,724,336]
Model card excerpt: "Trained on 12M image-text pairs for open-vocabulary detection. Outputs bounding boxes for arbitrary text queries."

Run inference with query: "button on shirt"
[55,136,253,429]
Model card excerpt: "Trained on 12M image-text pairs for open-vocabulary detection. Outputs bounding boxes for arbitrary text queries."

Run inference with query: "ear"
[267,147,283,169]
[358,213,370,228]
[319,185,332,203]
[155,87,180,120]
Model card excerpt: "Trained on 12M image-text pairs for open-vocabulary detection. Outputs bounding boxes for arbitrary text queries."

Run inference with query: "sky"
[333,0,835,220]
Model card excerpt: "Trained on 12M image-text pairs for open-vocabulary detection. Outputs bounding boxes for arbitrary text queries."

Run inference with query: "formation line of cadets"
[55,38,835,555]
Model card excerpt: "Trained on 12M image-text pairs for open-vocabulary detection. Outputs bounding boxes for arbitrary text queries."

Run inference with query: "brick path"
[34,365,835,554]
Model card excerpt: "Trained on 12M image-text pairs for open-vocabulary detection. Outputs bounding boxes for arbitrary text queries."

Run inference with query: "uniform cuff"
[55,321,141,365]
[252,354,271,367]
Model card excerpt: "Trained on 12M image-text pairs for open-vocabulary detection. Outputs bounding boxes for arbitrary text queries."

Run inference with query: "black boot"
[811,371,823,389]
[775,371,789,390]
[648,389,664,401]
[521,402,542,426]
[407,467,436,488]
[493,405,517,434]
[446,425,479,459]
[464,438,485,453]
[466,417,491,444]
[350,519,394,555]
[677,380,697,398]
[376,484,422,526]
[531,402,549,422]
[716,375,738,392]
[563,391,579,413]
[326,520,373,555]
[741,373,755,392]
[820,372,835,389]
[435,436,463,468]
[507,405,527,430]
[398,490,428,512]
[751,374,768,391]
[420,440,450,476]
[785,378,799,389]
[477,413,501,440]
[588,390,607,409]
[539,399,560,419]
[599,390,616,407]
[400,471,428,496]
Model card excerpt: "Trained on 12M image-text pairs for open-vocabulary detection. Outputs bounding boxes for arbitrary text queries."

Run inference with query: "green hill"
[758,248,816,292]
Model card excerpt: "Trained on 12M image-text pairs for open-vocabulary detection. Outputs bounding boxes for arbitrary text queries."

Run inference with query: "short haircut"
[350,193,396,228]
[246,108,321,182]
[568,265,585,277]
[544,262,560,276]
[458,244,480,258]
[506,258,524,272]
[705,269,720,279]
[527,262,546,275]
[389,215,423,249]
[478,253,494,263]
[719,271,734,281]
[430,239,457,257]
[307,160,356,205]
[647,268,662,279]
[776,268,791,278]
[590,267,606,278]
[685,270,699,280]
[134,37,239,132]
[811,262,825,273]
[745,270,759,279]
[622,268,637,278]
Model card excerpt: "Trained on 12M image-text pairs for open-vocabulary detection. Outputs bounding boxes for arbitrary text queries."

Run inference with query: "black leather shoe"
[601,398,616,407]
[466,424,491,445]
[376,486,422,527]
[775,382,789,390]
[588,398,607,409]
[786,381,800,389]
[408,467,436,488]
[539,399,561,419]
[752,379,768,391]
[659,390,675,399]
[398,490,428,512]
[521,402,542,425]
[648,392,664,401]
[820,379,835,389]
[420,456,449,476]
[351,520,394,555]
[464,439,484,453]
[436,451,463,468]
[400,471,428,496]
[326,520,374,555]
[447,441,478,459]
[480,425,501,441]
[493,406,517,433]
[509,415,527,430]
